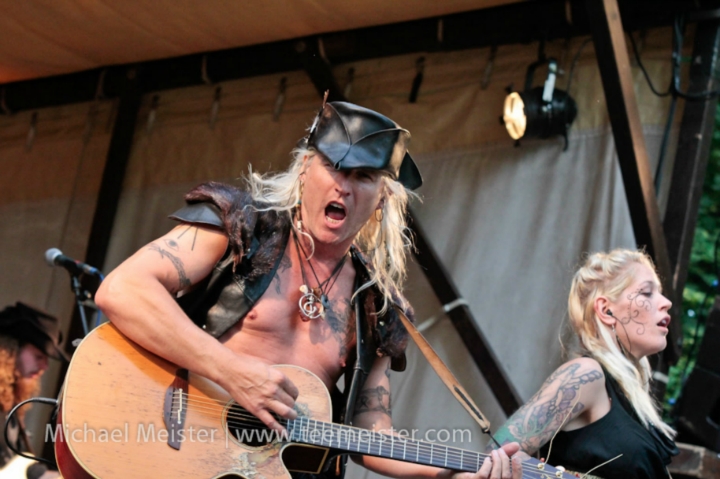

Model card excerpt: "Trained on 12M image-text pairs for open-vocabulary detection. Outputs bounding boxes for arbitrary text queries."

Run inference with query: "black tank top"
[539,369,677,478]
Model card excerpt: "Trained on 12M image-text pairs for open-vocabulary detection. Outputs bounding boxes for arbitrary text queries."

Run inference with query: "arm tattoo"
[355,386,391,417]
[273,254,292,294]
[490,363,603,453]
[163,238,180,251]
[147,243,192,290]
[176,224,199,250]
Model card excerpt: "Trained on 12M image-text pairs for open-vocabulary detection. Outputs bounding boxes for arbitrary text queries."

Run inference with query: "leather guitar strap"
[396,308,493,436]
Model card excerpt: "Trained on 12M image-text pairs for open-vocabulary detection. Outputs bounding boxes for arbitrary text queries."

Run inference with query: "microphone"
[45,248,102,277]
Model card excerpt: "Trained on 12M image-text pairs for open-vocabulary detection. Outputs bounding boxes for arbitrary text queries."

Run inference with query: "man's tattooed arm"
[490,361,603,454]
[355,386,392,417]
[351,358,393,433]
[147,243,192,291]
[176,224,200,250]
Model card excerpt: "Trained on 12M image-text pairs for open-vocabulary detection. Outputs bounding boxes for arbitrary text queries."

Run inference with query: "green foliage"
[664,104,720,419]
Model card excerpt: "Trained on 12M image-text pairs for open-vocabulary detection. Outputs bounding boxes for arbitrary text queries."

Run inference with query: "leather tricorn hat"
[0,302,69,361]
[301,101,422,190]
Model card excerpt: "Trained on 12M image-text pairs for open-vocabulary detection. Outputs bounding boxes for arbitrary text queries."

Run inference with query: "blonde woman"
[491,249,678,478]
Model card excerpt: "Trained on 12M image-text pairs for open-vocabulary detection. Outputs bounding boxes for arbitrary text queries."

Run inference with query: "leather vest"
[170,199,408,477]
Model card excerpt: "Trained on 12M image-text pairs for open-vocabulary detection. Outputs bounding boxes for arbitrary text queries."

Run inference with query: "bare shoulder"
[544,357,605,393]
[156,222,229,255]
[545,357,608,412]
[561,357,604,378]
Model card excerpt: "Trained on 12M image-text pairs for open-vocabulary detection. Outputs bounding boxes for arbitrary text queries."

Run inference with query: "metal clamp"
[417,298,469,332]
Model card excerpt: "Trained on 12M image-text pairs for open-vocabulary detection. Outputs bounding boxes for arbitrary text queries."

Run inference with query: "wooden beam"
[43,66,144,461]
[669,442,720,478]
[585,0,680,360]
[664,19,720,302]
[296,38,345,102]
[82,68,143,273]
[59,67,143,364]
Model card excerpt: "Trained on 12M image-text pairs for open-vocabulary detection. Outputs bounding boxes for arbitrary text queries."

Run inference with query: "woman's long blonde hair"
[246,147,415,313]
[567,249,675,438]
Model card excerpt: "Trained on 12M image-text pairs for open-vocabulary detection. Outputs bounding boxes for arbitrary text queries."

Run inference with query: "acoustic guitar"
[56,323,579,478]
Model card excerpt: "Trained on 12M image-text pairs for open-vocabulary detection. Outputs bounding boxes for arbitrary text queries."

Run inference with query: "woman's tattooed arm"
[490,360,603,454]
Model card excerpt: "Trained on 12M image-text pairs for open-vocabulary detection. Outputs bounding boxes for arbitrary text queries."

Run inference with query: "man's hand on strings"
[451,442,524,479]
[219,357,299,434]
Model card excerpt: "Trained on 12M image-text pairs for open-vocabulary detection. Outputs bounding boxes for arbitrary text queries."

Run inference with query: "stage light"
[502,58,577,149]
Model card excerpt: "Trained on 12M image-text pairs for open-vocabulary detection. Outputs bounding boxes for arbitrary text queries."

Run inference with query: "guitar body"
[56,323,587,479]
[56,323,333,479]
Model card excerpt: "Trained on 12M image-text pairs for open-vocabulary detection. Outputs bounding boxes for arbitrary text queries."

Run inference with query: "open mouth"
[658,317,671,328]
[325,202,347,224]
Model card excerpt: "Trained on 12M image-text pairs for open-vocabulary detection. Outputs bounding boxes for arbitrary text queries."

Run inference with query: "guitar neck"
[286,417,583,478]
[287,417,483,472]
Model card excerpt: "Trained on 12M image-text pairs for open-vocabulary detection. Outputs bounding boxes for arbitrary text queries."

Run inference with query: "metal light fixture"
[502,58,577,149]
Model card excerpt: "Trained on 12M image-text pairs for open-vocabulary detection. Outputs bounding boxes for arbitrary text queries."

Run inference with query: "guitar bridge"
[163,369,189,450]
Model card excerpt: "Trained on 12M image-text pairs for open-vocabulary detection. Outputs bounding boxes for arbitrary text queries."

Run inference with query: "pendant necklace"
[293,231,347,320]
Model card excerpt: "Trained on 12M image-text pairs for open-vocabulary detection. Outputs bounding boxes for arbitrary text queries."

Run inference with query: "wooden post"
[585,0,679,360]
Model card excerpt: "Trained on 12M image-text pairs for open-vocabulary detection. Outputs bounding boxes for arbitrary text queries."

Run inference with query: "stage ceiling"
[0,0,523,84]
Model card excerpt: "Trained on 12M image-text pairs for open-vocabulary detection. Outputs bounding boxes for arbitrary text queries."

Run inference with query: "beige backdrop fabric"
[0,100,113,450]
[0,27,680,470]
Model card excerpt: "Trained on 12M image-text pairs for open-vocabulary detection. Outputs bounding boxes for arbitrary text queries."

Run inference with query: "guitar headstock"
[522,457,583,478]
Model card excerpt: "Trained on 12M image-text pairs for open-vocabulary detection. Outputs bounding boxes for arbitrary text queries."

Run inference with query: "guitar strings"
[157,392,570,477]
[169,397,554,477]
[166,394,565,477]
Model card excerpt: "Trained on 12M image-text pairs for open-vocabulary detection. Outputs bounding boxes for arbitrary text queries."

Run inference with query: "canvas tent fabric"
[0,0,520,83]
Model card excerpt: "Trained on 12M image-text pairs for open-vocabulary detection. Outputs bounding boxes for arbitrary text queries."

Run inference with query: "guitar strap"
[395,308,493,435]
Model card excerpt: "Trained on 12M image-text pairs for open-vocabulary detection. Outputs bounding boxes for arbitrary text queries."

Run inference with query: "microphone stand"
[68,271,105,337]
[70,275,91,336]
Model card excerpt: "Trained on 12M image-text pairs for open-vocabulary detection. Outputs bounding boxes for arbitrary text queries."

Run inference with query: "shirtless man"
[95,100,520,479]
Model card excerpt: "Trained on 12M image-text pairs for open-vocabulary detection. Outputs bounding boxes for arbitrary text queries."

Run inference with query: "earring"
[375,207,384,222]
[612,324,628,356]
[296,181,304,206]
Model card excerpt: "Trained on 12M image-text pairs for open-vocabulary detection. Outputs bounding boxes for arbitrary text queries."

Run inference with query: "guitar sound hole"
[226,403,274,447]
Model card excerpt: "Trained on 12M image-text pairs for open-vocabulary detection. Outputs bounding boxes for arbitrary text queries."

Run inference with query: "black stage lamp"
[502,58,577,149]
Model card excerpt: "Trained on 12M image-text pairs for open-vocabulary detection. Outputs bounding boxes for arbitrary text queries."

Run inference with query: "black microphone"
[45,248,102,277]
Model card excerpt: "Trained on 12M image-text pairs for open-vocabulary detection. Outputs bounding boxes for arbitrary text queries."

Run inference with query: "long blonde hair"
[567,249,675,438]
[246,147,415,313]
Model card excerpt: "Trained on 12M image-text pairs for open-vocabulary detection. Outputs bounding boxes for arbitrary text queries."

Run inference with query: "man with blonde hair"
[96,99,519,479]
